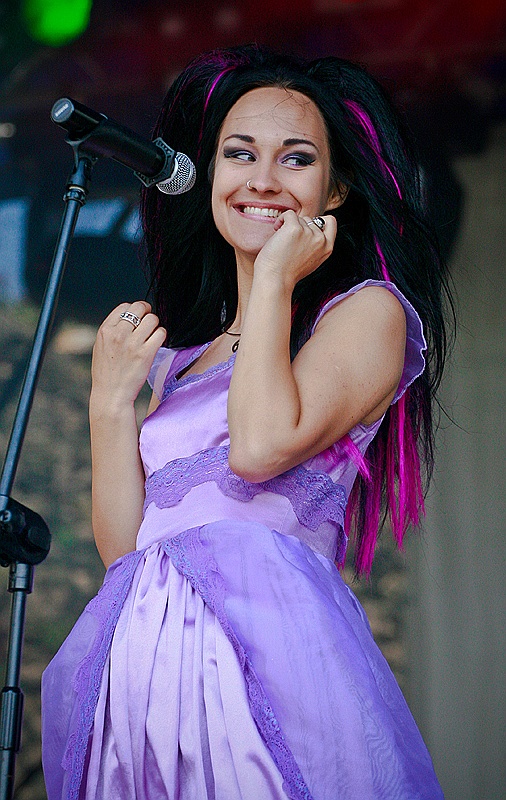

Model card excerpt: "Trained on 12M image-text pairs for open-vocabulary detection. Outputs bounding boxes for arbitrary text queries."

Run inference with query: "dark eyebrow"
[223,134,255,143]
[223,134,320,153]
[282,138,320,152]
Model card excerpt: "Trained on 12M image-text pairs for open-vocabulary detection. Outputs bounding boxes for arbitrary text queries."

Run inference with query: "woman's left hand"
[253,210,337,289]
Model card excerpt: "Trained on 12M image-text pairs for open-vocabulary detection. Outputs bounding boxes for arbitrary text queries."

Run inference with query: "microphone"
[51,97,196,195]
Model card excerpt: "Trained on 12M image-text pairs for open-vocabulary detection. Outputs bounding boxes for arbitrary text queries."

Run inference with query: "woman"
[42,45,451,799]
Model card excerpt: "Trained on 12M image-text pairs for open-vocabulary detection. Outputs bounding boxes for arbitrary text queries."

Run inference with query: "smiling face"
[211,86,342,266]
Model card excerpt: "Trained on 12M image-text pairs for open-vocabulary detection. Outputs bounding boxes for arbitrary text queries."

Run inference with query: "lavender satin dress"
[42,281,444,799]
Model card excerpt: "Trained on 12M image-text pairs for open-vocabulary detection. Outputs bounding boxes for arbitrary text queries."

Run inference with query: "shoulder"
[294,284,407,384]
[312,284,406,345]
[318,284,405,319]
[307,280,426,405]
[292,282,408,421]
[312,280,413,335]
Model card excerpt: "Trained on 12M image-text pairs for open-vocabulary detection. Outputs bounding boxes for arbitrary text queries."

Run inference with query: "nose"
[246,159,282,194]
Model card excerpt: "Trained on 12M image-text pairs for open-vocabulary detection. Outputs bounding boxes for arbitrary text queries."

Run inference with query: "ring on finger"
[307,216,326,231]
[119,311,142,328]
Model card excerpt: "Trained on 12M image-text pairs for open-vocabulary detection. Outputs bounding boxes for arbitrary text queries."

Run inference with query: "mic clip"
[134,137,175,187]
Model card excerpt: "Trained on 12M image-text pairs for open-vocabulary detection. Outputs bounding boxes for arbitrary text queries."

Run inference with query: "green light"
[23,0,93,46]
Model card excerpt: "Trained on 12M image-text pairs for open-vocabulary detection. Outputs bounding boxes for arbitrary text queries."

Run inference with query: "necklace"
[223,329,241,352]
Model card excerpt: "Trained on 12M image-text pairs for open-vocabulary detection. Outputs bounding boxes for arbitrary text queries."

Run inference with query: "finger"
[127,300,152,315]
[133,312,162,340]
[321,214,337,243]
[278,209,299,226]
[114,301,152,330]
[304,216,329,235]
[102,302,132,325]
[320,214,336,227]
[148,325,167,350]
[102,300,151,328]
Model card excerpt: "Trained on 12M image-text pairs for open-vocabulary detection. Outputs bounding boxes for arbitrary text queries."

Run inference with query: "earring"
[246,180,253,190]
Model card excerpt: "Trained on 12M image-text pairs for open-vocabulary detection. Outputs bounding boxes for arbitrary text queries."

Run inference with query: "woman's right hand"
[91,300,166,410]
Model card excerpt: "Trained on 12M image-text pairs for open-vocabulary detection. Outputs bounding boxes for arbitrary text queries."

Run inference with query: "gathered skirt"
[42,521,444,800]
[83,550,286,799]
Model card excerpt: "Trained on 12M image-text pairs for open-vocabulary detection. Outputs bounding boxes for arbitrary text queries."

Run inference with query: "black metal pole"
[0,154,94,800]
[0,565,33,800]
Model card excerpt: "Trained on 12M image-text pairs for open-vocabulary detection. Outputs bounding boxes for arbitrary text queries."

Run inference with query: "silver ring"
[119,311,142,328]
[246,180,253,190]
[308,216,326,231]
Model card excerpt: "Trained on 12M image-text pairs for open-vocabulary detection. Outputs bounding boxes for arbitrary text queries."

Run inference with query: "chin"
[231,231,275,258]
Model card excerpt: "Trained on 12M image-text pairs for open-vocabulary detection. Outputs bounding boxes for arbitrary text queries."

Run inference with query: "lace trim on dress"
[164,528,315,800]
[62,549,145,800]
[144,445,347,533]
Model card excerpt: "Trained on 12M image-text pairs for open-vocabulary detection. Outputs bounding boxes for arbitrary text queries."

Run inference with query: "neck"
[229,251,256,332]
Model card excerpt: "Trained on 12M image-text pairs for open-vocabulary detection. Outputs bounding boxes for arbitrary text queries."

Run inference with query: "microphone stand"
[0,150,96,800]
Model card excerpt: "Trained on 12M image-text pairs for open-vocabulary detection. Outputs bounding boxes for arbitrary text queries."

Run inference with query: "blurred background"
[0,1,504,798]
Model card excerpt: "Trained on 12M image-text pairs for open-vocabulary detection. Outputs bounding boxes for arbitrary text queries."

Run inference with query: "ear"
[325,182,349,212]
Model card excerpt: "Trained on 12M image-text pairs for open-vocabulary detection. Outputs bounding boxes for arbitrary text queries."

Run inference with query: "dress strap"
[147,347,177,399]
[148,346,205,400]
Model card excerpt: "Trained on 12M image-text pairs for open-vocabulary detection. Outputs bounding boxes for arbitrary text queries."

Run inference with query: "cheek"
[211,185,235,247]
[210,167,231,221]
[211,189,218,223]
[211,181,225,229]
[298,170,331,214]
[304,188,328,216]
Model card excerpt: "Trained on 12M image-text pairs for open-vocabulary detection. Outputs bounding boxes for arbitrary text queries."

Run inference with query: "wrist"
[89,391,136,422]
[252,260,295,297]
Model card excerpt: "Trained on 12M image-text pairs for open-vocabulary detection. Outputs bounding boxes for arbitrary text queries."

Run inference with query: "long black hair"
[140,44,453,574]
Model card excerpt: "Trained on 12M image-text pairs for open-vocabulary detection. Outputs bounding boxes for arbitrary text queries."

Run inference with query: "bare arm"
[89,301,166,568]
[228,212,406,482]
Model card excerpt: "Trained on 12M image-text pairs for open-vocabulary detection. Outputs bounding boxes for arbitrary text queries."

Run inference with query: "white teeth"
[242,206,281,218]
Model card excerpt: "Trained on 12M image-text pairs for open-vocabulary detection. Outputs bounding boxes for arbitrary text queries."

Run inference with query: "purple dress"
[42,280,444,800]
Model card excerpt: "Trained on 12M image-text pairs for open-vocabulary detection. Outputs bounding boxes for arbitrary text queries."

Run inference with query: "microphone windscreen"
[156,153,196,195]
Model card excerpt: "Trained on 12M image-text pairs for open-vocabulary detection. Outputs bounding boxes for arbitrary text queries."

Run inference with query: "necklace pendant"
[232,339,240,353]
